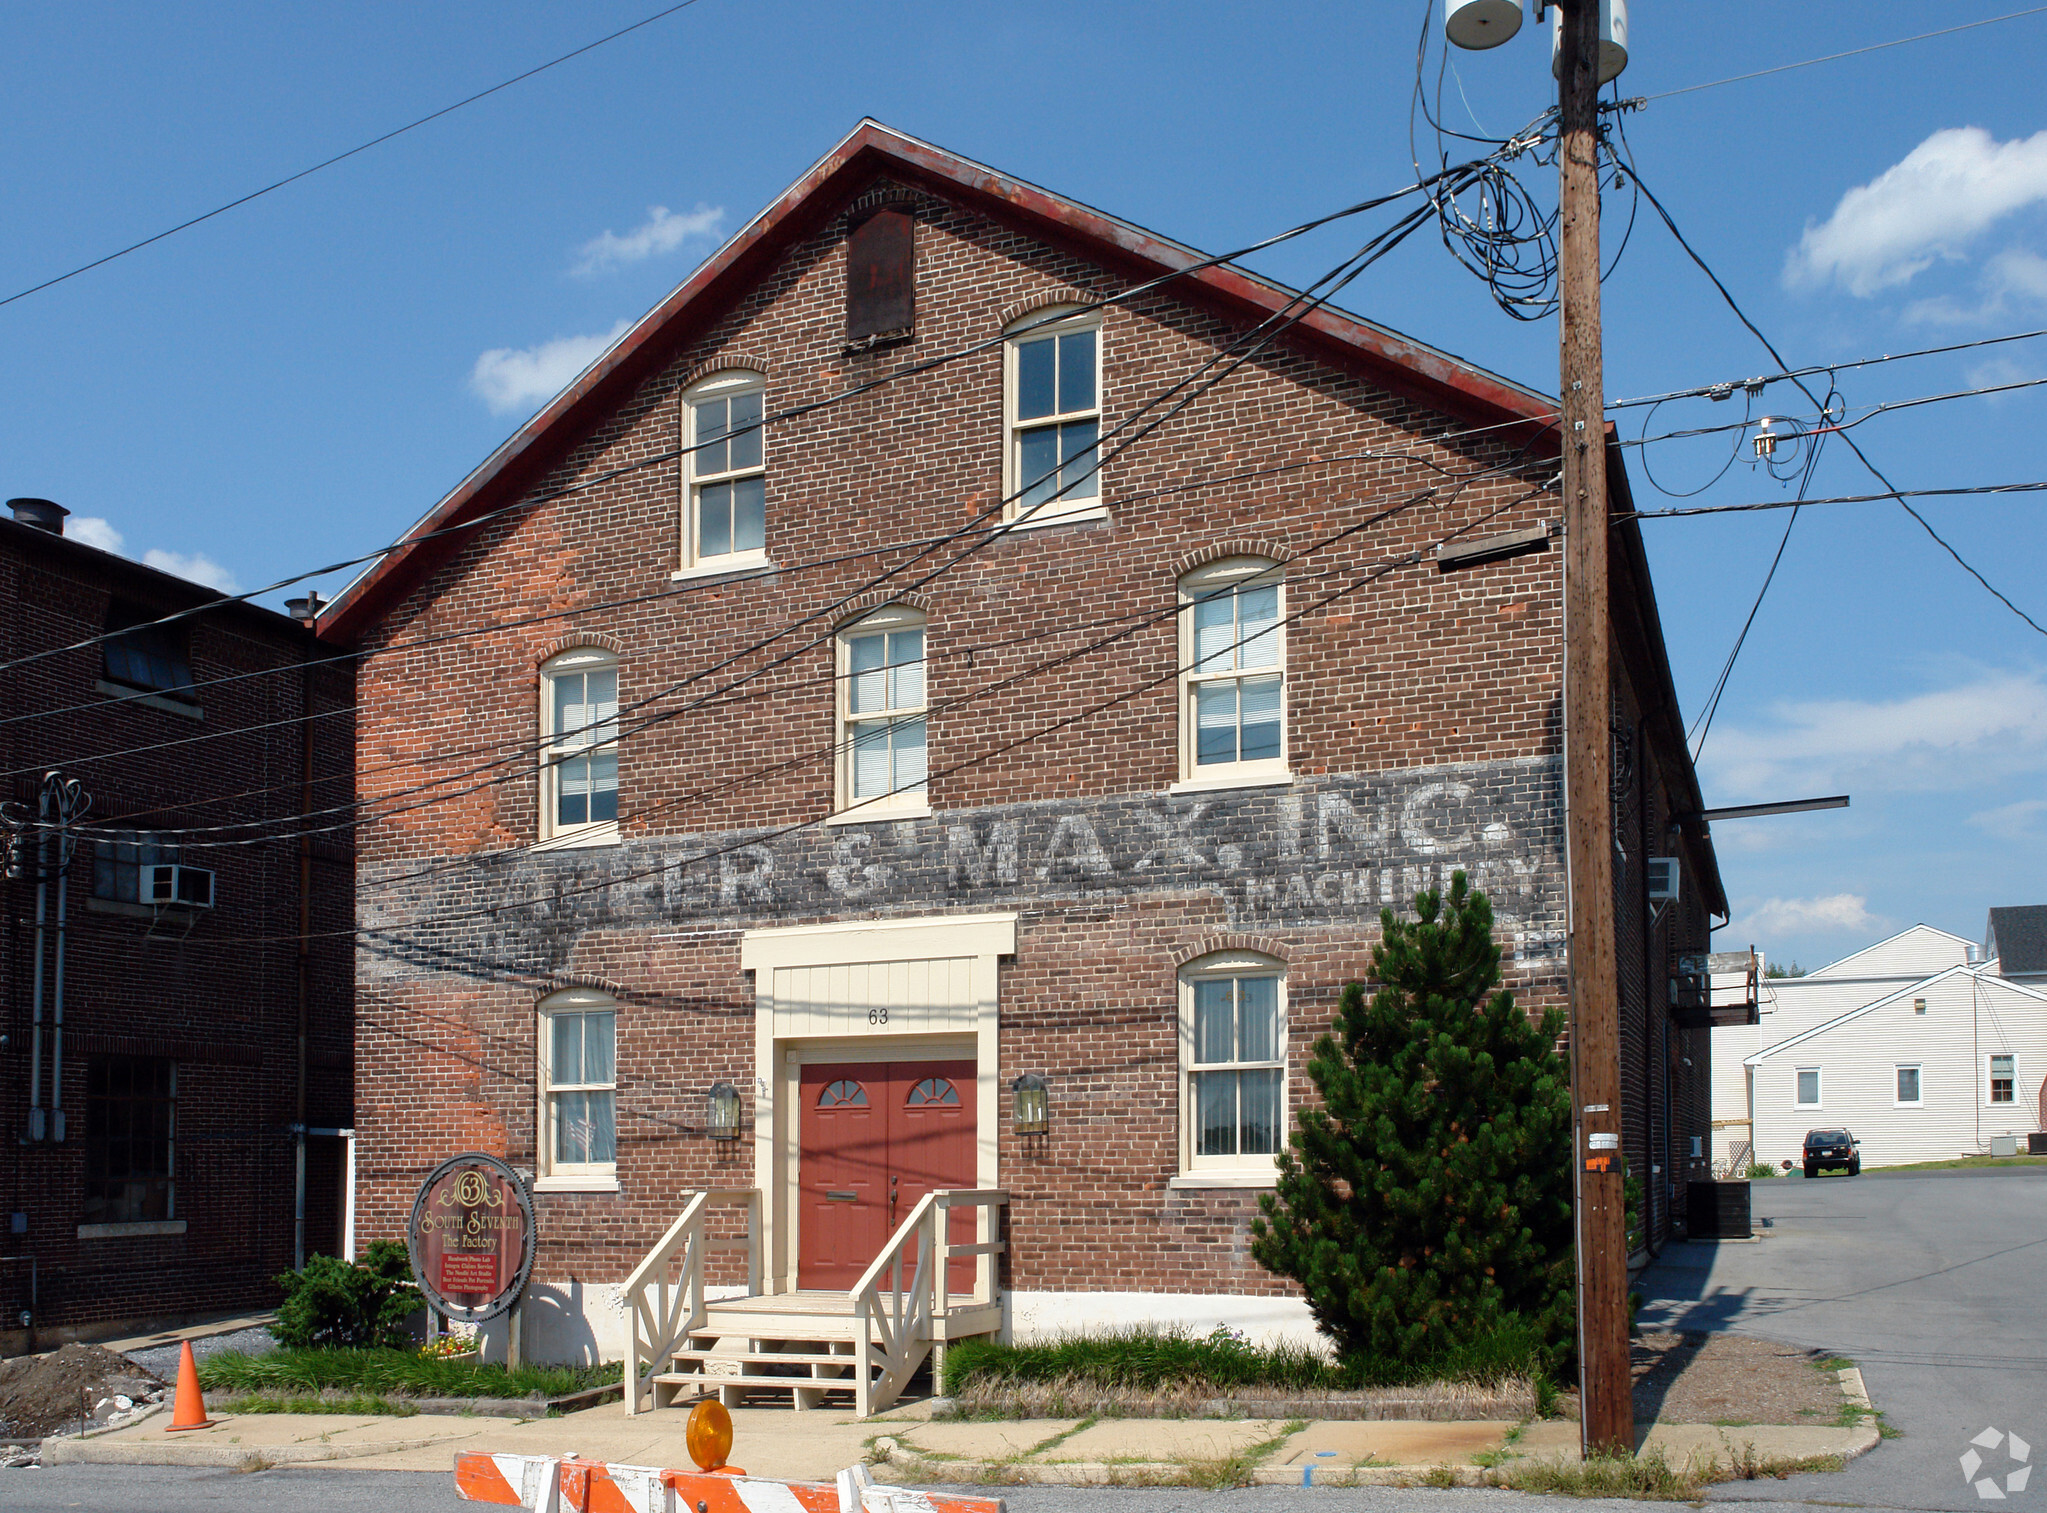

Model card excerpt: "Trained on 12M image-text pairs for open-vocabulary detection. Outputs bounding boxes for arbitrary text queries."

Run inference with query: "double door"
[796,1058,974,1291]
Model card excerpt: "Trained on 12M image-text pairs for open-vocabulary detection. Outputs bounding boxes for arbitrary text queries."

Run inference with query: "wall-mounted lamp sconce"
[1011,1074,1048,1136]
[707,1080,743,1140]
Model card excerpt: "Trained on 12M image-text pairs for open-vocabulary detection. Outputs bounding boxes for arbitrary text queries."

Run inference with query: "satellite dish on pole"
[1551,0,1629,83]
[1445,0,1524,49]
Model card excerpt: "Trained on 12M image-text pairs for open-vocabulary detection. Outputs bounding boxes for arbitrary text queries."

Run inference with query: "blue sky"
[5,1,2046,971]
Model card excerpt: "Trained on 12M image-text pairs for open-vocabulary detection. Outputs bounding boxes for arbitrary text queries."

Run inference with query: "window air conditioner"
[1646,856,1680,903]
[143,863,215,908]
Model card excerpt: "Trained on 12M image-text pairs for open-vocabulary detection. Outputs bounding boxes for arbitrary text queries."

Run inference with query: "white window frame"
[1894,1063,1923,1107]
[1176,951,1287,1183]
[538,647,620,848]
[1988,1052,2017,1105]
[1174,557,1290,792]
[833,605,930,822]
[1002,306,1104,527]
[679,370,768,576]
[536,989,619,1191]
[1795,1066,1822,1108]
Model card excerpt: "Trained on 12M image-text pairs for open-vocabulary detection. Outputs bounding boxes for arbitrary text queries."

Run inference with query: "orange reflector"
[687,1396,735,1472]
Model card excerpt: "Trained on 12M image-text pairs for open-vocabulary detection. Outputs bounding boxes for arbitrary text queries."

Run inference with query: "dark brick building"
[0,500,355,1348]
[321,123,1722,1367]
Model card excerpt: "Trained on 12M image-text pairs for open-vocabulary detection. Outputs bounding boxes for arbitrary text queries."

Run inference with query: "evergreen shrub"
[1250,873,1575,1380]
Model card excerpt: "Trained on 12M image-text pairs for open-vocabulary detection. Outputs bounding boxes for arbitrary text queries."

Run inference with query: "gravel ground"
[1554,1330,1848,1426]
[122,1326,273,1381]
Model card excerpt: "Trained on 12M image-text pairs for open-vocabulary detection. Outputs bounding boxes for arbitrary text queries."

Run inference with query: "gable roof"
[1805,922,1976,980]
[1745,963,2047,1066]
[318,119,1560,645]
[1986,906,2047,974]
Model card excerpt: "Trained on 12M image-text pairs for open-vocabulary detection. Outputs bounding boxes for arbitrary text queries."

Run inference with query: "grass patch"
[1865,1155,2047,1175]
[198,1347,619,1402]
[219,1391,421,1417]
[943,1321,1553,1398]
[1497,1447,1847,1500]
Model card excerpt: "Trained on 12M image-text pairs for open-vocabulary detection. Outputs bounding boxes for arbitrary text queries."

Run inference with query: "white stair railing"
[849,1188,1006,1417]
[623,1187,759,1415]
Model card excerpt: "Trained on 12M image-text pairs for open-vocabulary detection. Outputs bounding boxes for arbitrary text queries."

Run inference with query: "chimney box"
[7,498,68,534]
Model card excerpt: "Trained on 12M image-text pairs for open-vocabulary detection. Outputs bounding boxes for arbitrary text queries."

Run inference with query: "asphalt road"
[1636,1165,2047,1511]
[0,1469,1857,1513]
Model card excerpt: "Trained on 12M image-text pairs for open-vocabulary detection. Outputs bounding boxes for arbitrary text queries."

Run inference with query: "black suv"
[1803,1129,1860,1177]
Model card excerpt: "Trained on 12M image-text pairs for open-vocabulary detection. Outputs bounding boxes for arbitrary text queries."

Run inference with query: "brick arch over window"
[833,589,935,630]
[1173,934,1291,969]
[998,288,1106,331]
[1174,540,1294,578]
[537,973,631,1001]
[677,355,771,392]
[539,632,625,663]
[839,183,933,227]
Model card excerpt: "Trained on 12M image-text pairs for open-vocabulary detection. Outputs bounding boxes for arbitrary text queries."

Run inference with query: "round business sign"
[406,1153,537,1323]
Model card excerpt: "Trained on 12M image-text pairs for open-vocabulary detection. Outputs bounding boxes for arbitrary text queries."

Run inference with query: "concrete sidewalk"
[43,1396,1880,1487]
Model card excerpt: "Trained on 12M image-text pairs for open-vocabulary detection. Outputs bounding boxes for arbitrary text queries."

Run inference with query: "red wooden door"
[797,1059,975,1291]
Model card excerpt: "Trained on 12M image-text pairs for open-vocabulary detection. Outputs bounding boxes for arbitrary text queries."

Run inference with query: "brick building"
[320,123,1723,1382]
[0,500,355,1348]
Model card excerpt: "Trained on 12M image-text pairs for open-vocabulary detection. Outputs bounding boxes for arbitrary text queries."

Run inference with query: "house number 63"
[867,1008,889,1025]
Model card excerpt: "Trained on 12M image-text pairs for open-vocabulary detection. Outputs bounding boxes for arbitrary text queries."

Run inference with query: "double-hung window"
[539,991,617,1186]
[1004,310,1101,523]
[837,606,927,816]
[1989,1053,2016,1104]
[1178,558,1287,787]
[540,649,619,845]
[683,372,766,571]
[1180,954,1286,1177]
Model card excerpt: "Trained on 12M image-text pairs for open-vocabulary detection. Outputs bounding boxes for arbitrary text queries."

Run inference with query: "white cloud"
[1726,893,1880,942]
[1702,669,2047,801]
[1905,247,2047,325]
[142,549,239,594]
[469,320,630,416]
[1963,354,2037,390]
[1785,127,2047,297]
[67,516,125,553]
[569,204,724,278]
[1968,796,2047,837]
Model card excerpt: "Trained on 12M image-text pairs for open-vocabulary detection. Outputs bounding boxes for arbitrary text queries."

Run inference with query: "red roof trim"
[321,121,1557,643]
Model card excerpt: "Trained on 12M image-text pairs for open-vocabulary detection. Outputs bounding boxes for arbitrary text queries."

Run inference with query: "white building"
[1711,921,2046,1172]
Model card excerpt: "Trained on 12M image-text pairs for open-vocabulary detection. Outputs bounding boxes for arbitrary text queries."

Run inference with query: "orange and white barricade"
[454,1452,1005,1513]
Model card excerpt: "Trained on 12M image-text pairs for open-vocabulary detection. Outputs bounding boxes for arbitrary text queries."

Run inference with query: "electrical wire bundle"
[1407,0,1639,320]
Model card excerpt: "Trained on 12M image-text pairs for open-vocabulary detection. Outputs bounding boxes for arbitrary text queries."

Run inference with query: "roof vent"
[283,590,325,624]
[7,498,68,534]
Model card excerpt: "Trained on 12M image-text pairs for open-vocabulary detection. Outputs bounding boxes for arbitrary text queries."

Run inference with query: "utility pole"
[1555,0,1632,1458]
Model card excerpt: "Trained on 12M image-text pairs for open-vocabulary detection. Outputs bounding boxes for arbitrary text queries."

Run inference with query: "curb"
[42,1430,472,1469]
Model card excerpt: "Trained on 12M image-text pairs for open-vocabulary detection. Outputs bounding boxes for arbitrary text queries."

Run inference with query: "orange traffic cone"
[165,1340,215,1431]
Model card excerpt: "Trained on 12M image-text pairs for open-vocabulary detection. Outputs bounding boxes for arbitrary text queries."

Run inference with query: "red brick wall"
[0,522,355,1333]
[344,171,1677,1307]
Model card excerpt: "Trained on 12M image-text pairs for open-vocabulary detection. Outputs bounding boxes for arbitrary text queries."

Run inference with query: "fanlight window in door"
[818,1079,868,1108]
[907,1077,960,1107]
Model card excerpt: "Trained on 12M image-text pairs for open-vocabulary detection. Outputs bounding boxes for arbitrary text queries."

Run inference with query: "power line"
[74,197,1484,849]
[0,161,1485,682]
[1621,148,2047,644]
[1638,6,2047,103]
[1609,327,2047,411]
[1620,480,2047,521]
[150,478,1560,952]
[0,1,715,311]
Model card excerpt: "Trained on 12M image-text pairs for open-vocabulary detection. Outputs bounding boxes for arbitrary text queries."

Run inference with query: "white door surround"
[741,912,1015,1293]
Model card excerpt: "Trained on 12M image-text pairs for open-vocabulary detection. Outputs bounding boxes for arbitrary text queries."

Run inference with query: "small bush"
[270,1241,421,1350]
[1745,1163,1780,1180]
